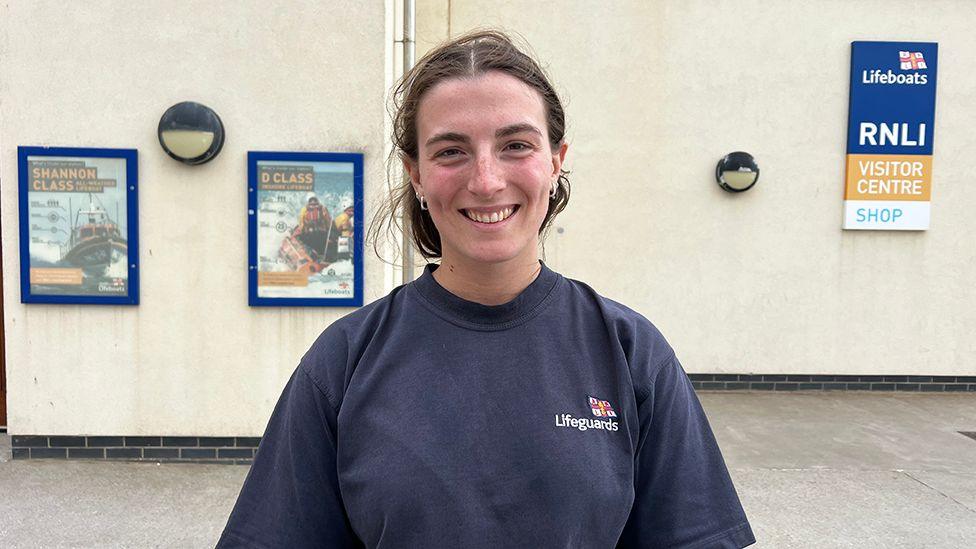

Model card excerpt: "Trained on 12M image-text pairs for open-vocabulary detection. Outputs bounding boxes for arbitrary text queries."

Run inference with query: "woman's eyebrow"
[496,123,542,138]
[424,124,541,147]
[425,131,469,147]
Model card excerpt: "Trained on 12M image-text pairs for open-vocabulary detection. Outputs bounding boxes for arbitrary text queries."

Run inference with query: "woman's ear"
[402,156,422,195]
[551,142,568,178]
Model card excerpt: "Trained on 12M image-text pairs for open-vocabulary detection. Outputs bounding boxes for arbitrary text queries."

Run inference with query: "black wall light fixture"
[157,101,225,165]
[716,151,759,192]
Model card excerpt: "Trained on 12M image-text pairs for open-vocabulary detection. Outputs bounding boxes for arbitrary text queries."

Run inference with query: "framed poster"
[248,151,363,307]
[18,146,139,305]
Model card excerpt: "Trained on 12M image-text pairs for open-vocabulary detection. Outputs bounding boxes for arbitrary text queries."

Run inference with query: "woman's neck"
[432,255,542,306]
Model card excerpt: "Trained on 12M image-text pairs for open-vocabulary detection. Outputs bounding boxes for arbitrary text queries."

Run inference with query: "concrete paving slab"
[0,460,247,548]
[732,468,976,548]
[904,470,976,512]
[700,392,976,472]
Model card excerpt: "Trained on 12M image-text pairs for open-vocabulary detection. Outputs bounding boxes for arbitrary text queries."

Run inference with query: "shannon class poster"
[18,147,139,305]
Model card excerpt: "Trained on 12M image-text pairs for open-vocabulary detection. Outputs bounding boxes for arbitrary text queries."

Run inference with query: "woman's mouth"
[460,205,519,224]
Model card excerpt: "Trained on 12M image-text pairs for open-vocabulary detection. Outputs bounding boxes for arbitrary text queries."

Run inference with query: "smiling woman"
[376,31,570,271]
[218,30,755,549]
[401,70,567,302]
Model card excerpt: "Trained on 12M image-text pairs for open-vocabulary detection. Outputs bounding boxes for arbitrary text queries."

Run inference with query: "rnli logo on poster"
[555,396,620,432]
[899,51,927,70]
[589,396,617,418]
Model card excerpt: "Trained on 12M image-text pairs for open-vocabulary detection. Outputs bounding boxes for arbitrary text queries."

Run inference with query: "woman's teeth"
[464,207,515,224]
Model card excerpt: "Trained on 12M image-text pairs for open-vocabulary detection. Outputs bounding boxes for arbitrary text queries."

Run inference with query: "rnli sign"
[843,41,938,230]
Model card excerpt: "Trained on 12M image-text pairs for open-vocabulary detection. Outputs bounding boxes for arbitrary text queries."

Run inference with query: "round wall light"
[716,151,759,192]
[157,101,225,165]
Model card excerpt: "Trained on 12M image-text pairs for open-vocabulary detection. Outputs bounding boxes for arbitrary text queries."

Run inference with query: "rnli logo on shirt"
[589,396,616,417]
[555,396,619,432]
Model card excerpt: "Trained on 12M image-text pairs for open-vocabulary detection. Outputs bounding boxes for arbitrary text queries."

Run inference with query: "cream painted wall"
[418,0,976,376]
[2,1,974,437]
[0,1,394,435]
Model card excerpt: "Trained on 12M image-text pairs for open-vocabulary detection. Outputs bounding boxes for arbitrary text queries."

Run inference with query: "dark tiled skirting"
[689,374,976,392]
[10,436,260,464]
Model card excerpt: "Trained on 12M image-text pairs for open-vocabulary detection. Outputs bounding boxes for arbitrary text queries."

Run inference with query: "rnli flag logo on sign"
[589,396,617,418]
[899,51,927,70]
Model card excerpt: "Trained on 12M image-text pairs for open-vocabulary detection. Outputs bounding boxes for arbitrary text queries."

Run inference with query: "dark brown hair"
[370,29,570,261]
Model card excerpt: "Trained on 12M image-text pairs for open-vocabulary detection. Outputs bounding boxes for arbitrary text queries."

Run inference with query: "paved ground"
[709,393,976,548]
[1,392,974,548]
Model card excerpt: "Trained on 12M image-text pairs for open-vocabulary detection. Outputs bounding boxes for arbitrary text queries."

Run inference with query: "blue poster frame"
[247,151,364,307]
[17,146,139,305]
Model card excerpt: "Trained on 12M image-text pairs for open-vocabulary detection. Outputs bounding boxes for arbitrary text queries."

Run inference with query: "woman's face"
[406,71,567,268]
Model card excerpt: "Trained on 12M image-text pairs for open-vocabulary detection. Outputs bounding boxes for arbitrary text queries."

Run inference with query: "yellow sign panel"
[30,268,84,285]
[844,154,932,201]
[257,272,309,287]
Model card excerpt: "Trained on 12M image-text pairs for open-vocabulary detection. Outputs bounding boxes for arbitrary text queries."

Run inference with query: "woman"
[219,30,755,548]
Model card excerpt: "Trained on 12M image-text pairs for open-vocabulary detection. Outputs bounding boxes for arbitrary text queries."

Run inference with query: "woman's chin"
[447,242,534,268]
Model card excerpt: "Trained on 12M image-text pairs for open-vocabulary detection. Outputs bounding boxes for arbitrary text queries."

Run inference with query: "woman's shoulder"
[560,275,678,387]
[298,284,411,406]
[562,276,672,342]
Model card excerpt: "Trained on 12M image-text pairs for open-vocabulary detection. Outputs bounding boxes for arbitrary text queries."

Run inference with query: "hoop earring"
[549,181,558,199]
[416,193,428,211]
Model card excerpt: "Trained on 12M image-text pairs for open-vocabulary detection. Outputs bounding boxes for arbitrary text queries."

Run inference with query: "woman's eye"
[436,148,462,159]
[505,142,531,152]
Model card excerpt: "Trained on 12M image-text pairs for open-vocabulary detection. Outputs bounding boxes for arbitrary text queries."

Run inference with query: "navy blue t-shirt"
[218,263,755,548]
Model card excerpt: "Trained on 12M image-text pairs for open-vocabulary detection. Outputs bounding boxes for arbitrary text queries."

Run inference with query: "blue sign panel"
[844,41,938,231]
[847,41,938,155]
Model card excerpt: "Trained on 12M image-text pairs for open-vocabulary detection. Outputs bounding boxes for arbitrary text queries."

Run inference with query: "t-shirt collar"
[411,261,560,329]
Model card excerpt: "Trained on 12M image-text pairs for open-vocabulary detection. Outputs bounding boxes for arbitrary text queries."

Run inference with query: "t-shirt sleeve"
[617,353,756,548]
[216,361,362,548]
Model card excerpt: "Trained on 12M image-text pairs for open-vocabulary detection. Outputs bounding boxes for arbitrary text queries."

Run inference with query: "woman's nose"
[467,155,506,196]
